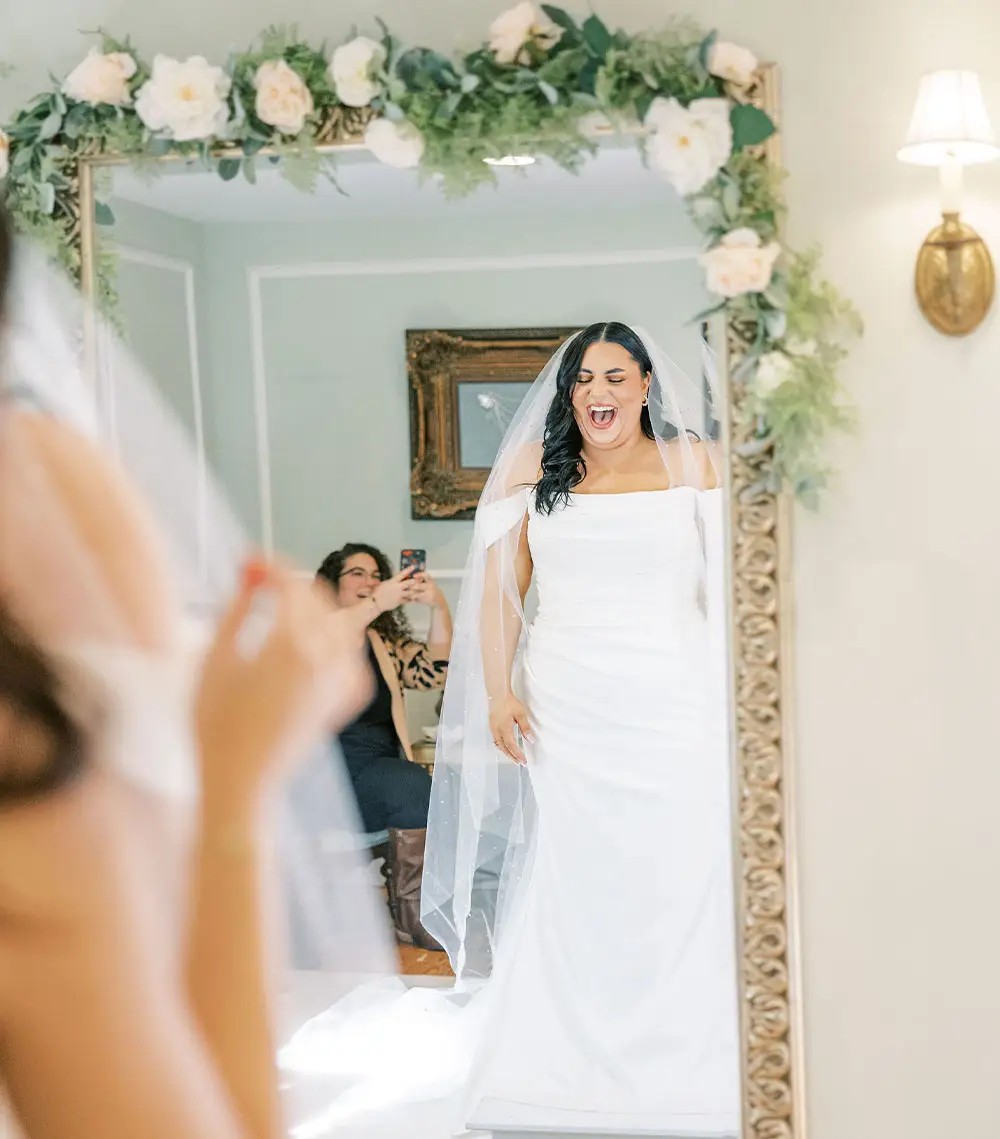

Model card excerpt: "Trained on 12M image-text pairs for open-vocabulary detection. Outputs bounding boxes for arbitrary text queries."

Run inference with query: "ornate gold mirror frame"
[69,64,802,1139]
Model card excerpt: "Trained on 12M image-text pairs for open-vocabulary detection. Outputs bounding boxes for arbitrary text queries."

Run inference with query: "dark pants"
[349,752,432,833]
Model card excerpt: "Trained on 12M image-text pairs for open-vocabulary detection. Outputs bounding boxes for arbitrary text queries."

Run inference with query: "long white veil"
[421,323,725,979]
[0,239,394,1023]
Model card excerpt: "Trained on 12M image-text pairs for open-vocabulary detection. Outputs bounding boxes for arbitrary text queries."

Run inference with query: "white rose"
[753,352,796,396]
[708,40,758,88]
[364,117,425,168]
[253,59,314,135]
[62,49,137,107]
[135,55,231,142]
[0,130,9,180]
[330,37,385,108]
[700,227,781,298]
[489,1,562,65]
[645,97,732,196]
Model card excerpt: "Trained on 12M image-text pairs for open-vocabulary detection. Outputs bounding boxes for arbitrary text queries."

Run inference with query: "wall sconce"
[898,70,999,335]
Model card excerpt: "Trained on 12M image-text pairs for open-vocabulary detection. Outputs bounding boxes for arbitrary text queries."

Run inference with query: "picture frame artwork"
[407,326,576,520]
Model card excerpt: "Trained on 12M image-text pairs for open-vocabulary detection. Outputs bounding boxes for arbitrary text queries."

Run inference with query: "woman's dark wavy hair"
[316,542,413,644]
[0,198,87,802]
[534,322,682,514]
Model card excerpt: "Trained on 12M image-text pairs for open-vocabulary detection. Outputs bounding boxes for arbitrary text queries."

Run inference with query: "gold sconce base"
[915,212,995,336]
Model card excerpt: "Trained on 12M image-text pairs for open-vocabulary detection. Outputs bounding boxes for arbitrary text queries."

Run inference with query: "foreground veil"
[0,239,394,1033]
[422,325,725,978]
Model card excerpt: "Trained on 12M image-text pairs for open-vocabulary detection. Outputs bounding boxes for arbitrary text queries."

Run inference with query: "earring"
[642,393,649,406]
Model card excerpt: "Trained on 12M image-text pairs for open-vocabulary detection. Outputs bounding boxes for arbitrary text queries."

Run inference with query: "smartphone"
[400,548,427,574]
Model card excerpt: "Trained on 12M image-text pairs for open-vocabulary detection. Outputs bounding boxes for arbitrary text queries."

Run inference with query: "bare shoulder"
[664,436,721,490]
[0,773,138,1004]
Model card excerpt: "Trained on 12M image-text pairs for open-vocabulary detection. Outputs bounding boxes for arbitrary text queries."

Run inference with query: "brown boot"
[387,827,444,952]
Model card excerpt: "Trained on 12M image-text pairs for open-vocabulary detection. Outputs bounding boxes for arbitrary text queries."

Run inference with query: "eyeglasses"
[339,567,383,584]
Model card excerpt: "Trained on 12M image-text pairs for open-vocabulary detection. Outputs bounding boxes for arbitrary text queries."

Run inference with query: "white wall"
[5,2,1000,1137]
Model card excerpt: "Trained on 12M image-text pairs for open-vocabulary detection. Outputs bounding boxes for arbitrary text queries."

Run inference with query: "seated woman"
[317,543,452,950]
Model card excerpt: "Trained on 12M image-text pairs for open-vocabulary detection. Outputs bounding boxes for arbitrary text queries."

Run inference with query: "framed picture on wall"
[407,326,576,520]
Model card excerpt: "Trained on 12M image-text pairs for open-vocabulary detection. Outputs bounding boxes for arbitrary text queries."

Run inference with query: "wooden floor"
[397,944,454,976]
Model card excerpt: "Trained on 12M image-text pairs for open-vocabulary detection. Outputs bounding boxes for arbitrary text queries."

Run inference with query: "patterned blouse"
[388,638,449,691]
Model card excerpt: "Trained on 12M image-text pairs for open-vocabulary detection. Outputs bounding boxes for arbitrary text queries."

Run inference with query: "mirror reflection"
[91,142,739,1138]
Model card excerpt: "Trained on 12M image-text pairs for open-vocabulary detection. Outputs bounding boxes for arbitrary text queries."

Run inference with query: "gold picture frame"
[70,63,803,1139]
[406,326,576,519]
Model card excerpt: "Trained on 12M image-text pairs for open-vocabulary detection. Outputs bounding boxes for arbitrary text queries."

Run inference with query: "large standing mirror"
[73,75,799,1139]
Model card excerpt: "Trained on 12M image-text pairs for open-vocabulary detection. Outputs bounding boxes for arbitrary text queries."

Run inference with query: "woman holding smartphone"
[316,542,453,950]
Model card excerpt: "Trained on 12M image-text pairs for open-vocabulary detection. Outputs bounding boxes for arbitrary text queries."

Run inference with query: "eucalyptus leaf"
[217,157,241,181]
[374,15,393,50]
[147,136,174,157]
[281,151,320,193]
[242,157,258,185]
[581,14,612,59]
[460,73,480,94]
[764,309,788,340]
[38,111,64,141]
[541,4,578,32]
[697,31,718,73]
[730,103,776,151]
[62,104,89,140]
[721,179,741,220]
[764,279,790,309]
[12,146,35,172]
[232,88,247,126]
[578,56,601,95]
[635,90,655,123]
[538,80,559,105]
[690,196,725,227]
[434,91,462,124]
[37,182,56,215]
[94,201,115,226]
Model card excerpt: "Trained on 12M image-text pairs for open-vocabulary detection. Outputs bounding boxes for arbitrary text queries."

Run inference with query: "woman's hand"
[407,572,445,608]
[371,566,419,614]
[195,560,373,804]
[488,692,533,765]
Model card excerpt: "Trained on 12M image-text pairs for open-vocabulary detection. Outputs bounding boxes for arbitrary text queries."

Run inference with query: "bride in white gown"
[284,322,741,1137]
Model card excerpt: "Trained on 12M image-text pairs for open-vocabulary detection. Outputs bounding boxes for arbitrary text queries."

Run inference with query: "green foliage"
[0,10,860,504]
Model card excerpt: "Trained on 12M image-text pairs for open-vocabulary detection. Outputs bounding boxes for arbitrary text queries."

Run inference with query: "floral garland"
[0,4,860,504]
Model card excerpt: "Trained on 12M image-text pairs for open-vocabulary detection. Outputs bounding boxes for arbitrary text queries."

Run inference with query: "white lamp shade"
[898,70,999,166]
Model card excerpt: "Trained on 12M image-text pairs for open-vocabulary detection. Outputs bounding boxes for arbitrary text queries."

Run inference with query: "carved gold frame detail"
[75,62,802,1139]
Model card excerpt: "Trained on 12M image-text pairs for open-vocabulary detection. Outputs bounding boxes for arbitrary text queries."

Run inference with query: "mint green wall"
[97,179,709,603]
[196,199,709,584]
[102,198,212,451]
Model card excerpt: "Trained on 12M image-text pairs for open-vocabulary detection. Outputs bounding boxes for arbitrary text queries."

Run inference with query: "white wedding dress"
[284,486,740,1138]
